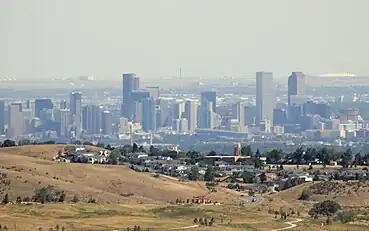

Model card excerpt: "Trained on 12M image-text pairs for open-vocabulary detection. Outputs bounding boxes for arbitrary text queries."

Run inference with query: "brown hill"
[0,145,236,204]
[270,181,369,208]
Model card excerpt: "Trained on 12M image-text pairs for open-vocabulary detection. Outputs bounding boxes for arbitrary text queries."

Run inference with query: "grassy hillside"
[0,145,368,231]
[0,145,237,204]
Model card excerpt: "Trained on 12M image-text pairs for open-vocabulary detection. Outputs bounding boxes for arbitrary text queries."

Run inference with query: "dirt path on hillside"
[270,218,303,231]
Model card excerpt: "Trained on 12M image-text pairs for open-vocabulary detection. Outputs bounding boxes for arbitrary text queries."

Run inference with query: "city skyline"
[1,0,368,79]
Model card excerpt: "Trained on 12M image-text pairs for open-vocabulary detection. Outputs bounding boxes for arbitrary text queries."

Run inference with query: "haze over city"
[1,1,369,231]
[1,0,369,79]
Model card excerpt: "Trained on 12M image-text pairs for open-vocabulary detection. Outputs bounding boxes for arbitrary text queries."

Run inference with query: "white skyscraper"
[184,100,198,131]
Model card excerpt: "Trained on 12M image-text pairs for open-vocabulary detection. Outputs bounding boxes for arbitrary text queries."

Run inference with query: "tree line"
[262,147,369,167]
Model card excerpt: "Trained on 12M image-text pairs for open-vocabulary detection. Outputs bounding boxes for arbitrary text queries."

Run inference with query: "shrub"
[151,174,160,178]
[298,189,312,200]
[309,200,341,218]
[88,197,97,203]
[71,195,79,203]
[335,211,356,223]
[2,193,9,204]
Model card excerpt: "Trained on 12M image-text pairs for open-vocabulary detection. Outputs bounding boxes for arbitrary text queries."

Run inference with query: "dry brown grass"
[0,145,238,204]
[0,145,368,231]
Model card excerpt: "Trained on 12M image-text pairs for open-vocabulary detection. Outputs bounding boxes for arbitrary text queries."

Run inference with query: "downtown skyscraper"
[200,91,216,113]
[288,72,306,106]
[184,100,198,131]
[122,73,139,119]
[70,92,82,138]
[256,72,275,125]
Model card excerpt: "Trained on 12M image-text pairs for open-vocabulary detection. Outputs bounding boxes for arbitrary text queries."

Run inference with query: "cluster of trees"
[1,188,96,205]
[308,200,341,219]
[37,225,66,231]
[0,139,58,147]
[193,217,215,226]
[126,226,150,231]
[264,147,369,167]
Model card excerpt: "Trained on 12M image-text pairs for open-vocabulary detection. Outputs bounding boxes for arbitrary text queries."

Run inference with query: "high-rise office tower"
[172,101,185,120]
[232,102,245,126]
[60,100,67,109]
[273,108,288,125]
[200,91,216,112]
[82,105,101,134]
[142,98,157,132]
[122,73,138,118]
[7,102,23,138]
[59,109,70,137]
[179,118,189,133]
[288,104,302,124]
[198,100,214,128]
[70,92,82,138]
[184,100,198,131]
[34,99,53,118]
[157,99,170,127]
[256,72,275,125]
[101,110,113,135]
[288,72,306,106]
[244,105,257,126]
[133,76,140,91]
[0,100,4,135]
[119,117,130,134]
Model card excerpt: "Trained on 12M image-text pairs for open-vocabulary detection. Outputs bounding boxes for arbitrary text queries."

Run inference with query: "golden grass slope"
[0,145,237,204]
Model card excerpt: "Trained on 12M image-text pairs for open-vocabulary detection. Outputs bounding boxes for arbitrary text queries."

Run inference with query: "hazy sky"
[1,0,369,79]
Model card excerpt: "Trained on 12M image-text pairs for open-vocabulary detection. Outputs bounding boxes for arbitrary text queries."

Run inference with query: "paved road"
[270,218,304,231]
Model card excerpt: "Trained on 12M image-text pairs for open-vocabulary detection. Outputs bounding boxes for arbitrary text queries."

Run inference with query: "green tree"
[354,153,363,166]
[304,147,317,162]
[309,200,341,218]
[335,211,356,224]
[255,148,261,157]
[341,148,353,168]
[58,192,66,202]
[292,147,304,164]
[259,173,267,183]
[253,159,262,169]
[241,145,253,156]
[266,149,284,164]
[34,187,53,203]
[132,143,138,153]
[204,166,215,182]
[107,149,120,165]
[317,147,331,167]
[149,145,155,154]
[188,166,200,181]
[241,171,254,183]
[71,195,79,203]
[2,193,9,204]
[1,139,16,147]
